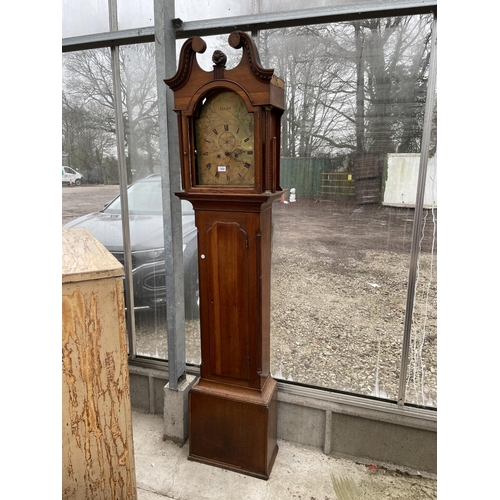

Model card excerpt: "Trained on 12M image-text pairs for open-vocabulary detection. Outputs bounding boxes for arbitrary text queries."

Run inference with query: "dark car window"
[105,178,162,214]
[104,176,194,216]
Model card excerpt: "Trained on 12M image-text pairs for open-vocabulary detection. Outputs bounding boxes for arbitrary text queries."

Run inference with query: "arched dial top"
[195,91,255,186]
[164,30,285,194]
[164,31,275,92]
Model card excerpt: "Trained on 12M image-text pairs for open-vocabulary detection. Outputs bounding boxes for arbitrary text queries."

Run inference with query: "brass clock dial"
[195,91,255,186]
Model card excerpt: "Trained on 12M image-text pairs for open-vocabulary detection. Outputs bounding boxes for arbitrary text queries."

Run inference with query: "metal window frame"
[108,0,137,355]
[63,1,436,50]
[62,0,438,408]
[398,14,437,407]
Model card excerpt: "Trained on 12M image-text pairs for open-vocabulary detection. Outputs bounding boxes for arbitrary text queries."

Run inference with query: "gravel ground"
[268,200,437,407]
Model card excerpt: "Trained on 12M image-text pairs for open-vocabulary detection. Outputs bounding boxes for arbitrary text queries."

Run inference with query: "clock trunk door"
[202,220,251,382]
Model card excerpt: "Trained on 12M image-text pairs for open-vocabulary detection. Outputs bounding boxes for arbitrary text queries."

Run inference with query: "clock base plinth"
[188,377,278,480]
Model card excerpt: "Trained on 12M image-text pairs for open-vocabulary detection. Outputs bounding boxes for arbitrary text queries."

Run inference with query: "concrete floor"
[132,411,437,500]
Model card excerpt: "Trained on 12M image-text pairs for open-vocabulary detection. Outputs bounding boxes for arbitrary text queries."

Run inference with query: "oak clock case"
[165,31,285,480]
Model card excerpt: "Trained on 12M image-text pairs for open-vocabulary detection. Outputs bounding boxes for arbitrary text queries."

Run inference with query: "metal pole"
[109,0,137,356]
[154,0,186,390]
[251,0,261,48]
[397,14,437,407]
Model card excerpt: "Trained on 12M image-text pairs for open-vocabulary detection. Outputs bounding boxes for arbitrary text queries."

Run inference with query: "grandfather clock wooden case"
[165,32,284,479]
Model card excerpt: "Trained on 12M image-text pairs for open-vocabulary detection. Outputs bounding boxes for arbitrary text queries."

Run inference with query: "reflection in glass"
[261,0,364,14]
[119,45,159,184]
[119,43,164,359]
[62,0,110,38]
[174,0,253,23]
[117,0,154,31]
[263,16,436,405]
[405,159,437,407]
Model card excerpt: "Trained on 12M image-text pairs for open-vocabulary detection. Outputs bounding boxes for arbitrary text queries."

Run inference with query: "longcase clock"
[165,31,284,480]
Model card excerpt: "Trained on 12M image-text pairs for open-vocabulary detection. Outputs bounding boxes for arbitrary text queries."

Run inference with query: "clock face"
[195,91,255,186]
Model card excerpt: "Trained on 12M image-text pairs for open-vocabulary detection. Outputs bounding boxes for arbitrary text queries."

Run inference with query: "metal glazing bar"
[397,14,437,407]
[154,0,186,390]
[174,1,437,39]
[109,0,137,356]
[62,27,155,52]
[251,0,261,49]
[63,1,437,52]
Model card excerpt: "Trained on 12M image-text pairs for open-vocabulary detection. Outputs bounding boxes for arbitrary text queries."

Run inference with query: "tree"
[261,26,358,159]
[259,14,435,161]
[62,90,116,182]
[360,15,434,155]
[62,44,159,184]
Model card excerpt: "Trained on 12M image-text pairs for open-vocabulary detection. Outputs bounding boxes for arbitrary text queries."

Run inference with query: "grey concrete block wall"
[153,377,167,414]
[129,372,150,411]
[129,366,168,415]
[329,413,437,474]
[277,401,325,449]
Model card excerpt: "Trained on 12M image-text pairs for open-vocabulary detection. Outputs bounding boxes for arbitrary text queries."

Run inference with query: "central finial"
[212,50,227,67]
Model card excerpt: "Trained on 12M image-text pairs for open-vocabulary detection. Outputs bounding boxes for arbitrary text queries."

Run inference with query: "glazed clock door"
[195,91,255,186]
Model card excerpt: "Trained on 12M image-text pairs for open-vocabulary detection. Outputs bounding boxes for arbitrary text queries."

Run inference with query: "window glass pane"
[117,0,154,30]
[260,0,372,13]
[62,0,109,38]
[118,44,200,362]
[62,48,117,189]
[117,44,163,359]
[62,44,201,363]
[118,44,159,183]
[262,15,436,402]
[405,145,437,406]
[174,0,254,22]
[177,34,243,73]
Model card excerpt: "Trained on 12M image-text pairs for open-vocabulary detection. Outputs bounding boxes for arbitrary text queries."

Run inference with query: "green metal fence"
[280,157,329,199]
[280,157,355,200]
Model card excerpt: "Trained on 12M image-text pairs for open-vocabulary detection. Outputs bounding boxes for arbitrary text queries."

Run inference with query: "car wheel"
[74,178,82,186]
[184,257,199,320]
